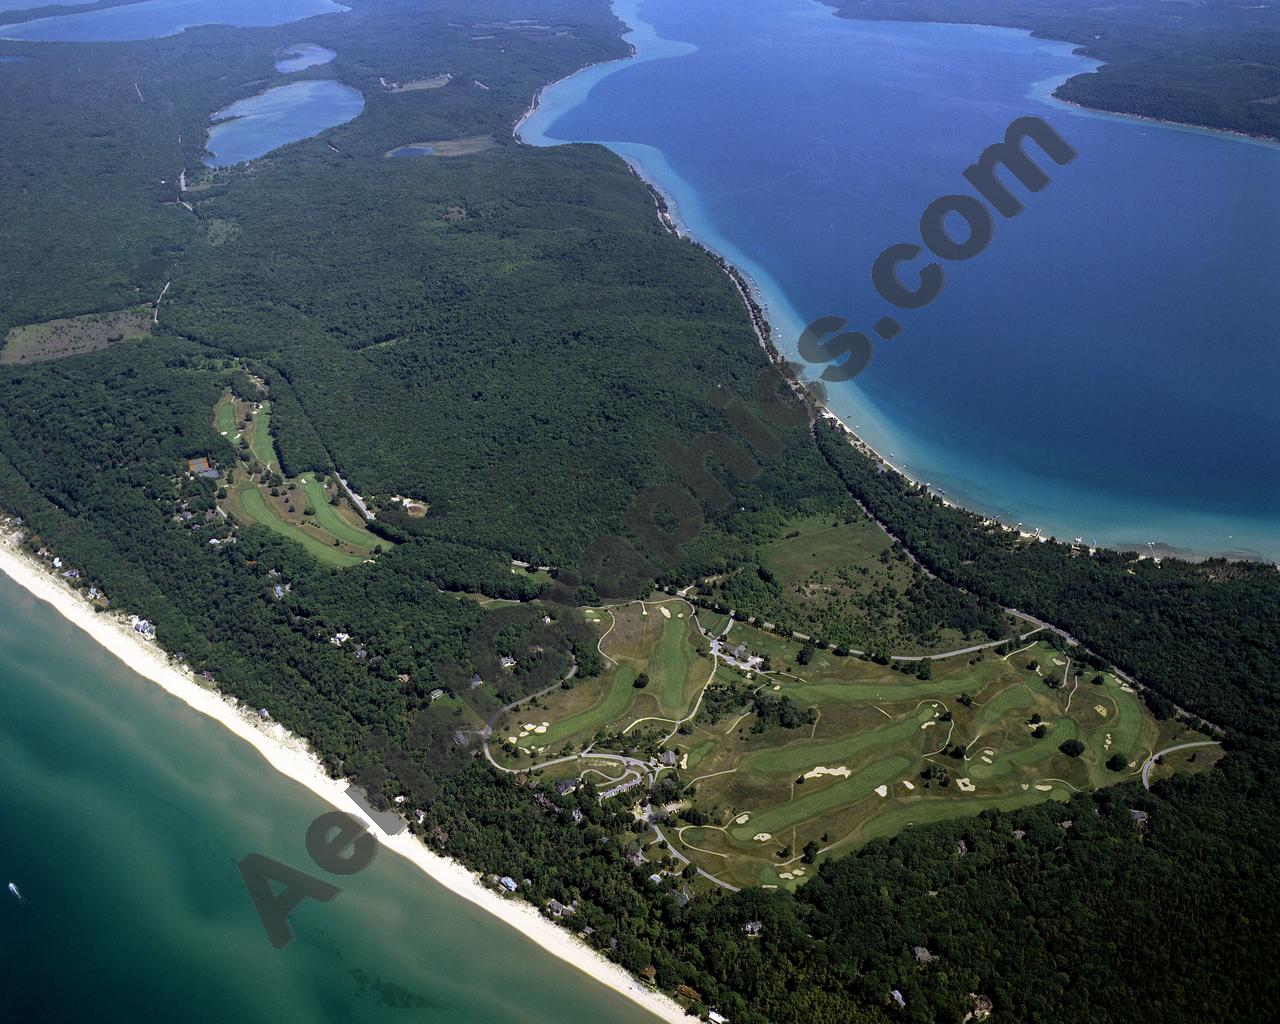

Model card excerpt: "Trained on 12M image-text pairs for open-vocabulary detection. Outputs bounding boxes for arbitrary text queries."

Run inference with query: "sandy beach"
[0,534,686,1024]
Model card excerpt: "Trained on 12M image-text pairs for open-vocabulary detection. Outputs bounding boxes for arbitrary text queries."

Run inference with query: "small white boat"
[7,882,22,901]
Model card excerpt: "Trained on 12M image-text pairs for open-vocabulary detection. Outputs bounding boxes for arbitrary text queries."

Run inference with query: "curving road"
[1142,740,1221,789]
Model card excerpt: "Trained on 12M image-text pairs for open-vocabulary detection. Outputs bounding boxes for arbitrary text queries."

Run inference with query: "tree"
[797,643,815,665]
[1060,739,1085,757]
[1106,753,1128,771]
[633,672,650,689]
[802,840,819,864]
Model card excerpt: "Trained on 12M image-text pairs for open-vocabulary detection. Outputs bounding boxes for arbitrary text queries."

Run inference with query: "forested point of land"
[0,1,1277,1021]
[826,0,1280,140]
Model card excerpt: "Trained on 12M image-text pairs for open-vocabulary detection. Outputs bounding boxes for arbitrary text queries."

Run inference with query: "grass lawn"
[233,484,365,567]
[300,474,383,548]
[248,401,277,469]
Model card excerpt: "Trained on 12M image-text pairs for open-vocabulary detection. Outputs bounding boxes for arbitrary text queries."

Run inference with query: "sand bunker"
[1035,784,1053,792]
[901,780,915,790]
[980,756,992,764]
[874,784,888,797]
[921,721,936,730]
[1095,704,1108,716]
[753,833,772,842]
[659,606,671,618]
[956,778,975,792]
[804,765,851,780]
[734,813,750,824]
[1104,732,1113,750]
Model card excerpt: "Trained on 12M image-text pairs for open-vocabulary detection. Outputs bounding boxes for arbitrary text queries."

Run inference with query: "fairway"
[234,485,365,567]
[300,474,383,548]
[248,401,277,469]
[215,394,238,436]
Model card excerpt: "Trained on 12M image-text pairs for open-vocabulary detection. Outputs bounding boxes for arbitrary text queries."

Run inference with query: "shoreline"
[524,0,1275,566]
[0,533,686,1024]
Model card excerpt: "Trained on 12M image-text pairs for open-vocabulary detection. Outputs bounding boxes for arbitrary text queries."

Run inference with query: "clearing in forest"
[1,306,152,364]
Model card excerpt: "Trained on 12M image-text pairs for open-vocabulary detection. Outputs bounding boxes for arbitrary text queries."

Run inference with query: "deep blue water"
[0,0,346,42]
[523,0,1280,560]
[276,42,335,73]
[205,79,363,167]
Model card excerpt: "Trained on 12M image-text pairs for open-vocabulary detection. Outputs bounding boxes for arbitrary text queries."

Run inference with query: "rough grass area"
[1,306,151,364]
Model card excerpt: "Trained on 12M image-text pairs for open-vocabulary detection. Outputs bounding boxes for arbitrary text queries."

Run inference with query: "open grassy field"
[508,602,1214,889]
[2,306,151,364]
[710,513,1011,654]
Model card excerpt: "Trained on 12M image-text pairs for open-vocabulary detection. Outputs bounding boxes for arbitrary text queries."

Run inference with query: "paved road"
[1142,741,1221,789]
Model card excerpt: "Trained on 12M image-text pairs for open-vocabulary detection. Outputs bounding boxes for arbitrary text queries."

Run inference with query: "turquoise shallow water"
[205,79,364,167]
[0,573,662,1023]
[523,0,1280,560]
[0,0,346,42]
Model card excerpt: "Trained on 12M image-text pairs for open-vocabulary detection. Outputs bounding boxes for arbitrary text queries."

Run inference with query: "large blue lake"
[523,0,1280,560]
[205,80,363,167]
[0,0,346,42]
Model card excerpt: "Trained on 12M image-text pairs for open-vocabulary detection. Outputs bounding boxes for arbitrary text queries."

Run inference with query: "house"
[657,750,679,767]
[890,989,907,1010]
[640,965,657,984]
[499,655,517,669]
[676,984,701,1001]
[648,873,664,885]
[913,946,936,964]
[708,1012,729,1024]
[498,876,518,893]
[273,585,286,599]
[571,808,584,823]
[546,899,575,918]
[62,568,79,580]
[555,778,580,796]
[51,557,62,569]
[743,920,763,936]
[414,809,428,825]
[427,688,445,702]
[131,617,156,638]
[470,673,484,688]
[257,708,270,720]
[330,632,351,645]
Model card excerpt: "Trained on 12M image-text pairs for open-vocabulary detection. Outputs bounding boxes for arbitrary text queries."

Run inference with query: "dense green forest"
[827,0,1280,139]
[1,1,1278,1021]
